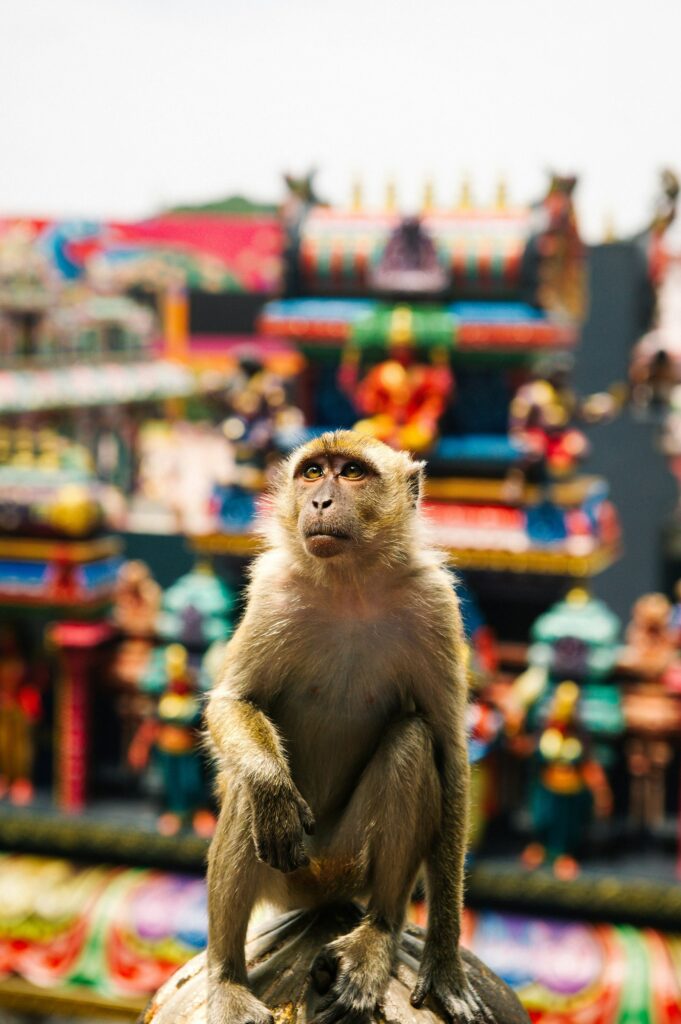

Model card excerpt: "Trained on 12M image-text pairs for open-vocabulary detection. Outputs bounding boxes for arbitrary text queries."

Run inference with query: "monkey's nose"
[312,497,333,510]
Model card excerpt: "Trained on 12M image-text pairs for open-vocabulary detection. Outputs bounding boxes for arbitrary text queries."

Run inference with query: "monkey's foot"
[207,979,274,1024]
[140,905,530,1024]
[310,922,394,1024]
[411,965,496,1024]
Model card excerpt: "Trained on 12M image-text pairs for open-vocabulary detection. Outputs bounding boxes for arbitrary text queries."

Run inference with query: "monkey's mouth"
[304,528,351,541]
[303,528,352,558]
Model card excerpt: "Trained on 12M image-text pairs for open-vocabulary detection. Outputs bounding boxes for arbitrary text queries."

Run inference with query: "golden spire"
[351,177,363,213]
[11,428,34,468]
[495,176,508,210]
[566,586,591,605]
[422,178,436,213]
[37,428,60,471]
[385,179,397,213]
[0,426,9,464]
[603,212,617,243]
[458,175,473,210]
[389,305,414,346]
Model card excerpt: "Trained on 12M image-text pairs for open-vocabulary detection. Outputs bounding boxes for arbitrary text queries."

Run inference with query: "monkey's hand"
[411,951,493,1024]
[310,920,395,1024]
[248,779,315,873]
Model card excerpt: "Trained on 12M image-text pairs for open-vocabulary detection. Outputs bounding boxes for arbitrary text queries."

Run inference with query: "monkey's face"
[294,453,380,558]
[279,432,424,563]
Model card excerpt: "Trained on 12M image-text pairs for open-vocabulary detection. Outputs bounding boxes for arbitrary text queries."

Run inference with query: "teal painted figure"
[503,590,622,876]
[129,644,214,837]
[156,562,235,650]
[522,681,612,879]
[506,588,624,739]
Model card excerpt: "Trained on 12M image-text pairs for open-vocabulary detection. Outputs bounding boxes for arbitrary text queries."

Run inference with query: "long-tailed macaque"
[206,430,479,1024]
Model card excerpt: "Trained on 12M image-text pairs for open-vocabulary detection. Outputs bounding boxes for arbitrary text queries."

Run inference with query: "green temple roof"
[157,563,236,647]
[531,590,621,647]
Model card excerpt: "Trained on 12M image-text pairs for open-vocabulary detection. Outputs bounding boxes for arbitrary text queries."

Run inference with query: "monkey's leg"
[206,787,273,1024]
[309,715,440,1024]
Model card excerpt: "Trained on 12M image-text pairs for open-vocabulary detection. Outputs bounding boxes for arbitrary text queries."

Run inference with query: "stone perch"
[139,904,530,1024]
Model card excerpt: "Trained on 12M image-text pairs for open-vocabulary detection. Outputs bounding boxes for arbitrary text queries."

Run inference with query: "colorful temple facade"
[197,178,620,629]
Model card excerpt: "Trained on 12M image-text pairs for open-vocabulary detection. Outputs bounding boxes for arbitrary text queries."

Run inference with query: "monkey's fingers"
[279,835,310,873]
[312,974,366,1017]
[259,827,308,873]
[237,1008,275,1024]
[252,830,285,871]
[412,979,488,1024]
[410,976,430,1008]
[297,796,316,835]
[309,998,369,1024]
[438,990,479,1024]
[462,984,497,1024]
[313,989,344,1014]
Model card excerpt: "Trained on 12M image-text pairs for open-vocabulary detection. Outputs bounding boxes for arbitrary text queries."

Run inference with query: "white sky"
[2,0,680,242]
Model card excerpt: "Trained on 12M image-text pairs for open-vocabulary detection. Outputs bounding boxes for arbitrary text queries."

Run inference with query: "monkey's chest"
[275,641,406,729]
[271,625,412,814]
[285,610,411,683]
[274,698,401,818]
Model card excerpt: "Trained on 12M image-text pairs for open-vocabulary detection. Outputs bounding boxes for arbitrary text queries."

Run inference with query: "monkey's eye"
[340,461,365,480]
[302,463,324,480]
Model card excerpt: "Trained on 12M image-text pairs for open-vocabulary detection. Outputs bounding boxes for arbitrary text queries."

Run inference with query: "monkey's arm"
[207,683,285,788]
[410,593,489,1020]
[206,628,315,873]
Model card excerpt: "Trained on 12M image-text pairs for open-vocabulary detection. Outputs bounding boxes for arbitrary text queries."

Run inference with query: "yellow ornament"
[400,422,433,453]
[562,737,583,762]
[539,727,563,760]
[165,643,188,682]
[49,486,99,536]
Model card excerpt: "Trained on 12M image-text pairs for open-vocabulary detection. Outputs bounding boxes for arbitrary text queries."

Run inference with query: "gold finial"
[162,286,189,363]
[554,680,580,714]
[351,177,363,213]
[37,428,60,471]
[165,643,189,681]
[0,427,9,464]
[385,179,397,213]
[388,306,414,346]
[603,212,617,243]
[11,428,34,468]
[495,177,508,210]
[458,175,473,210]
[566,587,590,605]
[422,178,435,213]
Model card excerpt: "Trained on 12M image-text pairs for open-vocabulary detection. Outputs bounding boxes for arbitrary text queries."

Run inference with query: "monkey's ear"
[405,460,426,507]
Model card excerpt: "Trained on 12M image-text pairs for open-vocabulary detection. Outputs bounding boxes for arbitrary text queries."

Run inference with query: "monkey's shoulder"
[408,564,462,618]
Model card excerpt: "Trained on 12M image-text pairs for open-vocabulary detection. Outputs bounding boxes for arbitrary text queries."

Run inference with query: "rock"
[139,904,530,1024]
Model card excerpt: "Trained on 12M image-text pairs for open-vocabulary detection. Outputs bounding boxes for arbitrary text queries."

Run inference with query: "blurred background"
[2,2,681,1022]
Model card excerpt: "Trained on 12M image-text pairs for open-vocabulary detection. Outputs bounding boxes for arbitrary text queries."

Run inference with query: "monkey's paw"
[309,923,394,1024]
[208,980,274,1024]
[411,963,494,1024]
[249,781,315,874]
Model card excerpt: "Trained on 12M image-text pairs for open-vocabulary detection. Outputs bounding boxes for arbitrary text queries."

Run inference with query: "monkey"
[205,429,482,1024]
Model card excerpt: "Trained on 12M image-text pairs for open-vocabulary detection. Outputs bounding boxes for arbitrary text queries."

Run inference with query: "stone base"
[140,903,529,1024]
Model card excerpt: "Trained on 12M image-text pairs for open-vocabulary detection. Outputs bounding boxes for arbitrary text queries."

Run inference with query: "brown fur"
[205,431,477,1024]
